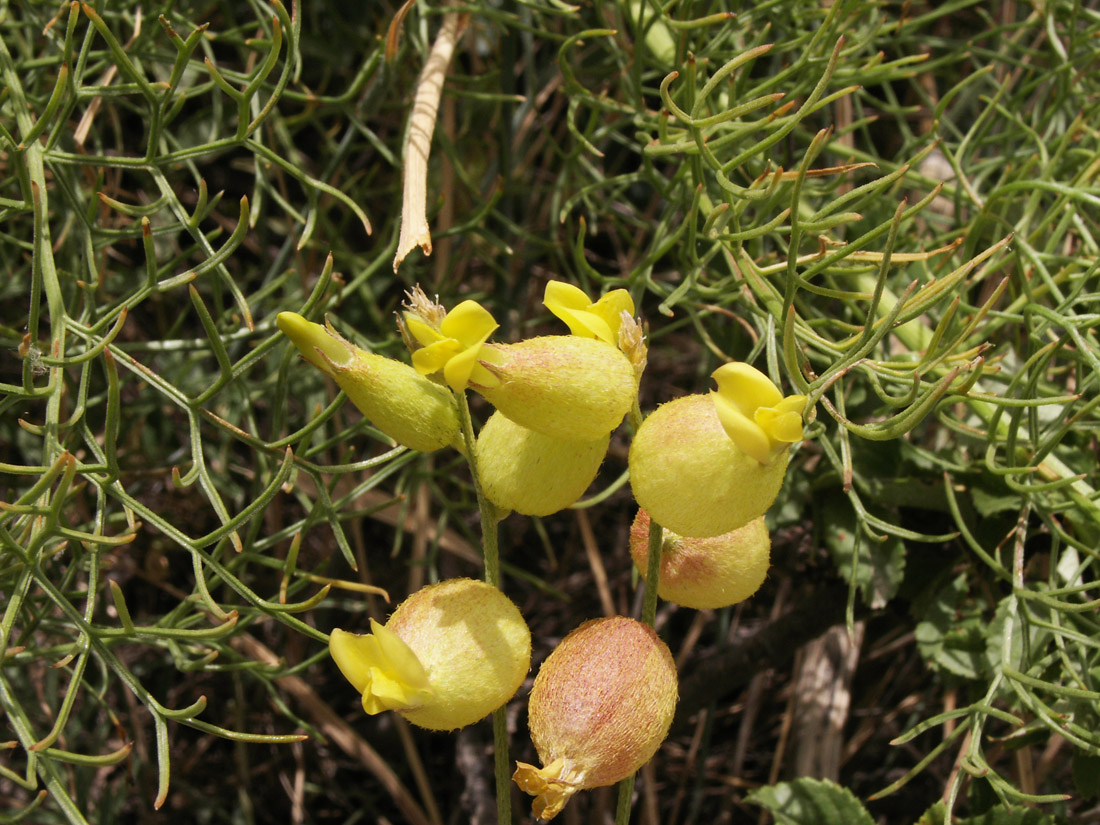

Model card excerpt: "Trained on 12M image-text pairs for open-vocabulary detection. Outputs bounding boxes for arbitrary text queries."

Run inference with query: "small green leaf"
[914,572,988,680]
[745,778,875,825]
[963,804,1060,824]
[914,801,947,825]
[971,484,1020,518]
[919,799,1062,825]
[984,595,1050,675]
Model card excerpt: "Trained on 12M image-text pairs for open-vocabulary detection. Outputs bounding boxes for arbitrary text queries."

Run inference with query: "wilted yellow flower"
[630,509,770,609]
[514,617,678,820]
[710,363,805,464]
[629,393,790,537]
[543,281,635,346]
[476,336,636,442]
[276,312,460,453]
[476,411,609,517]
[405,300,501,392]
[329,579,531,731]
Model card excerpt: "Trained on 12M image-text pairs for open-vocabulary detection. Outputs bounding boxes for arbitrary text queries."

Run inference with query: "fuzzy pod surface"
[629,393,789,537]
[336,351,461,453]
[514,616,678,820]
[476,411,609,517]
[277,312,460,453]
[630,509,770,609]
[332,578,531,731]
[390,578,530,730]
[475,336,635,442]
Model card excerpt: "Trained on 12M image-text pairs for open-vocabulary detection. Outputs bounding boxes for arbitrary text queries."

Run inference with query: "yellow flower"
[710,362,806,464]
[543,281,635,346]
[329,579,531,731]
[329,620,434,716]
[405,300,501,392]
[628,393,790,537]
[276,312,460,453]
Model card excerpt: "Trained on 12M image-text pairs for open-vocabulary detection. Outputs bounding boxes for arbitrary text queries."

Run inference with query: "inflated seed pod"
[474,336,636,442]
[476,411,609,517]
[329,578,531,731]
[514,617,678,820]
[277,312,460,453]
[630,509,770,609]
[629,394,790,537]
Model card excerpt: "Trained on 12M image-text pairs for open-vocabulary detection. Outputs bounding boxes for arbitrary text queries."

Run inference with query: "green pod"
[475,336,635,442]
[477,412,609,517]
[629,394,789,537]
[277,312,460,453]
[630,509,770,609]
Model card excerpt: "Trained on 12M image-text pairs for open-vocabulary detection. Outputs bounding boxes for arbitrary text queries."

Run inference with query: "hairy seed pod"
[277,312,460,453]
[629,394,789,537]
[476,412,609,517]
[630,509,770,609]
[475,336,636,442]
[514,617,678,820]
[329,578,530,731]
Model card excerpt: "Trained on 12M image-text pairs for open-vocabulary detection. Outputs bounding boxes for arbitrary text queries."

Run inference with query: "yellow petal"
[513,759,579,822]
[544,281,591,311]
[441,323,497,392]
[328,622,433,715]
[590,289,634,332]
[370,619,430,688]
[544,283,635,345]
[755,407,804,444]
[711,391,772,464]
[557,307,616,343]
[440,300,499,347]
[405,315,445,348]
[329,628,382,694]
[412,339,462,376]
[775,394,808,414]
[711,362,783,412]
[366,667,417,709]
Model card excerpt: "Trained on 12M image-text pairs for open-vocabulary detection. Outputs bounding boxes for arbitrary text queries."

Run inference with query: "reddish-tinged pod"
[630,508,770,609]
[514,617,678,820]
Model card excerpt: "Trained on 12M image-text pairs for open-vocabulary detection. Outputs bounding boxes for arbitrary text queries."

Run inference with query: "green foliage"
[747,777,875,825]
[1,0,1099,822]
[918,801,1065,825]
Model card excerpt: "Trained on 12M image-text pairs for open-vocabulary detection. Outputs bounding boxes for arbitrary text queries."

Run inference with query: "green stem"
[614,511,665,823]
[456,391,500,587]
[455,391,510,823]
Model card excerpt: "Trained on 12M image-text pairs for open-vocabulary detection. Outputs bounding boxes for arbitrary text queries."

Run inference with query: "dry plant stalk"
[393,10,464,272]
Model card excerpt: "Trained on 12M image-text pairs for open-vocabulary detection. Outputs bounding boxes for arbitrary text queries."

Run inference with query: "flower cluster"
[278,279,807,819]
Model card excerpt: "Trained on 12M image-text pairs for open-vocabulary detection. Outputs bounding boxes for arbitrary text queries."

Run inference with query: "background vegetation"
[2,0,1099,823]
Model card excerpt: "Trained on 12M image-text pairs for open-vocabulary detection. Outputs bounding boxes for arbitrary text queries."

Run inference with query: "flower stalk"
[614,496,665,824]
[455,389,510,824]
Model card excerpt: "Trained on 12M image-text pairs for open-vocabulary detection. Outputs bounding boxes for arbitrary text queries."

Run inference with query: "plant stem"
[455,390,510,823]
[614,511,665,823]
